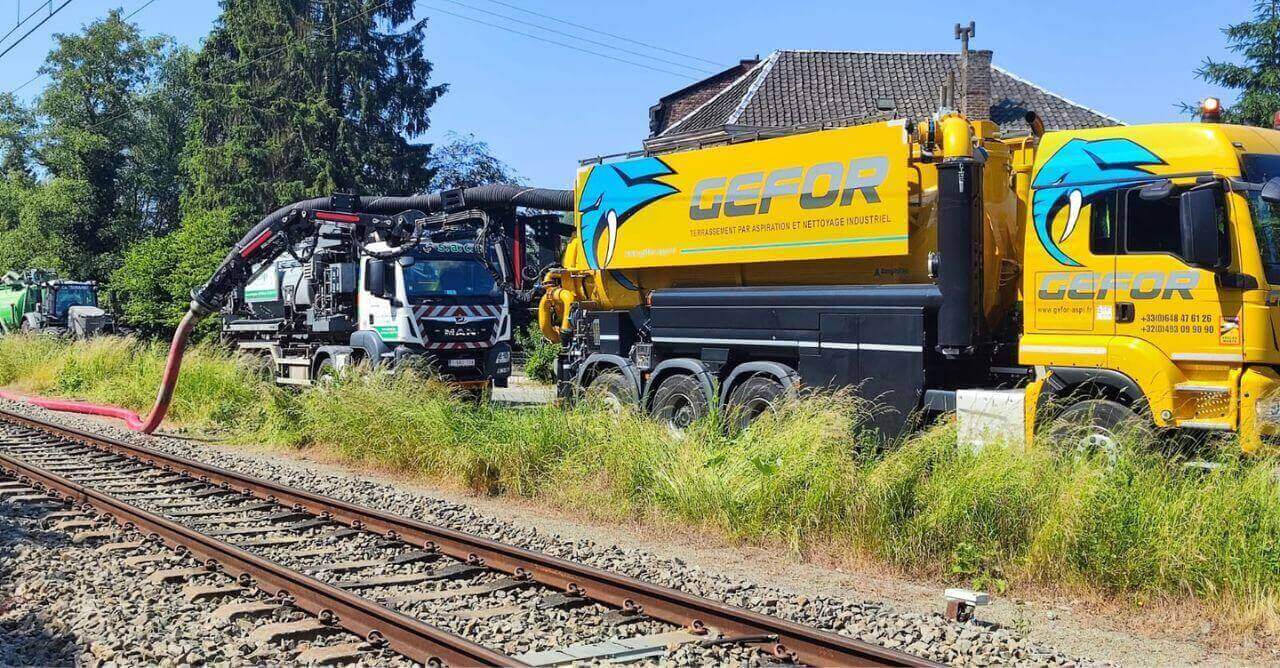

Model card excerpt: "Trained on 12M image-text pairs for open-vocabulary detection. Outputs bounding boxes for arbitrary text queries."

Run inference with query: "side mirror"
[366,259,387,298]
[396,255,416,267]
[1180,188,1224,270]
[1262,177,1280,205]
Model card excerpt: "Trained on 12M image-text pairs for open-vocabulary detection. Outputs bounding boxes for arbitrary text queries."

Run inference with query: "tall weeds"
[4,335,1280,627]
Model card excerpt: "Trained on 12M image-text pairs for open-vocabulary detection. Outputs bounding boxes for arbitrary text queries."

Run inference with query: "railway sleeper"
[248,617,335,645]
[295,640,372,666]
[383,574,533,605]
[515,629,710,667]
[182,582,247,603]
[299,548,439,574]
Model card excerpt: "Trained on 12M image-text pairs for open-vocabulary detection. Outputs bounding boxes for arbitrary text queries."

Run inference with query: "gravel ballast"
[0,399,1095,666]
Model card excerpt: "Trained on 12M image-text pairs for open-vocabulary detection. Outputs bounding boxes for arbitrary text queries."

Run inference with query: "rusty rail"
[0,407,934,667]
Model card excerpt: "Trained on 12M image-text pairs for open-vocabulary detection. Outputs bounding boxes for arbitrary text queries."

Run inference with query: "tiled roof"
[659,50,1120,138]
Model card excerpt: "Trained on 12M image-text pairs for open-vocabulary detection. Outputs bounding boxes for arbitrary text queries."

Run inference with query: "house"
[645,42,1120,152]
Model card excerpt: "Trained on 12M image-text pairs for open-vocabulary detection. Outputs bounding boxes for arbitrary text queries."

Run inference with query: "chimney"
[954,21,991,121]
[961,49,992,121]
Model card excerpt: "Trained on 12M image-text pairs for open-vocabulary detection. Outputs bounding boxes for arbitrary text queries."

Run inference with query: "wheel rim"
[663,393,698,437]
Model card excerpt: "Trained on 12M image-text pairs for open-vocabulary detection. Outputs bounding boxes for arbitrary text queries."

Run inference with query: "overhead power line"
[439,0,715,75]
[481,0,726,69]
[0,0,73,62]
[125,0,159,20]
[5,0,163,96]
[418,2,698,80]
[0,0,54,50]
[71,0,394,136]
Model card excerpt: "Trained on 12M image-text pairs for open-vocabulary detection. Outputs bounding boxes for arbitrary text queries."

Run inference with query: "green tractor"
[0,270,114,338]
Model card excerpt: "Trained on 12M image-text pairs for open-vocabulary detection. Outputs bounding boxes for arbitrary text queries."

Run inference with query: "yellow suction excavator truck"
[539,105,1280,452]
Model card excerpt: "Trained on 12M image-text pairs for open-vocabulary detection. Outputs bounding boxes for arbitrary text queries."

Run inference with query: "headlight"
[495,350,511,364]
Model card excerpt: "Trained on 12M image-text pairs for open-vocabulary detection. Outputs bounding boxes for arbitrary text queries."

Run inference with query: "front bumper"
[391,342,511,384]
[1240,366,1280,453]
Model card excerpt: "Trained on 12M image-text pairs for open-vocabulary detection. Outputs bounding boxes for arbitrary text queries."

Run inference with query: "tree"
[184,0,446,217]
[0,95,36,181]
[429,132,521,190]
[34,10,173,279]
[1197,1,1280,126]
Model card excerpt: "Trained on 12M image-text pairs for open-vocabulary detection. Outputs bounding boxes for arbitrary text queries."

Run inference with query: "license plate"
[447,358,476,368]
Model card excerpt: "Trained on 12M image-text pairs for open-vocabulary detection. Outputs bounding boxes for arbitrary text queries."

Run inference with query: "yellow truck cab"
[540,108,1280,452]
[1021,122,1280,451]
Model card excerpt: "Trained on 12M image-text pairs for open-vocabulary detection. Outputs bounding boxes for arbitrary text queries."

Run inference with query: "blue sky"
[0,0,1250,188]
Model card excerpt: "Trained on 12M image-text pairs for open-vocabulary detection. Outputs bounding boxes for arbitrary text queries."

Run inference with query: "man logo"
[454,314,467,324]
[689,157,889,220]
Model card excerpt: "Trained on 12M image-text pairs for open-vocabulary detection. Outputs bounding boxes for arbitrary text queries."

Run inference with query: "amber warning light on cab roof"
[1201,97,1222,123]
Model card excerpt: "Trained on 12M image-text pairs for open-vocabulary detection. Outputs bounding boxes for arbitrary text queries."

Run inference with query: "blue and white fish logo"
[577,157,678,270]
[1032,138,1165,267]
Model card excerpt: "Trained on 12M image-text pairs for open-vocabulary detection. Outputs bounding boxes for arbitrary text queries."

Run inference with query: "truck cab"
[359,238,513,384]
[1021,123,1280,451]
[225,213,515,389]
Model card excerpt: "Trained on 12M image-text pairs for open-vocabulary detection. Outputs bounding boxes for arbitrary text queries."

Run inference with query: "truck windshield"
[53,285,96,317]
[1243,154,1280,284]
[402,259,500,300]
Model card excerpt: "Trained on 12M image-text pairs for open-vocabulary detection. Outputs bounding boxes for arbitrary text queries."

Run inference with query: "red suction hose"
[0,309,199,434]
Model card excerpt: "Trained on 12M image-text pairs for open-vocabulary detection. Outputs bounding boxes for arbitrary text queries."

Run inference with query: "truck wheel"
[650,374,709,437]
[315,357,338,384]
[585,371,636,412]
[1046,399,1149,458]
[727,375,786,433]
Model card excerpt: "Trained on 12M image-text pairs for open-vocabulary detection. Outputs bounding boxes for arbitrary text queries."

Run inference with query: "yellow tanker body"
[542,107,1280,452]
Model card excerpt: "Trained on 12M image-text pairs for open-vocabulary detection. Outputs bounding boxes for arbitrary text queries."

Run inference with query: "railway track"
[0,408,932,667]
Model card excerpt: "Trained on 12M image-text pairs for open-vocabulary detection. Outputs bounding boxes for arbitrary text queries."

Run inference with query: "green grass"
[5,334,1280,629]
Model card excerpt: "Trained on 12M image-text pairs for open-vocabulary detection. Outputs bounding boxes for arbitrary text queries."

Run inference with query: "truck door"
[359,259,398,342]
[1026,195,1118,340]
[1111,185,1240,371]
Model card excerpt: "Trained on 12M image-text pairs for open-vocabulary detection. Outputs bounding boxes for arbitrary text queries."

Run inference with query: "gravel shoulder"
[0,399,1269,666]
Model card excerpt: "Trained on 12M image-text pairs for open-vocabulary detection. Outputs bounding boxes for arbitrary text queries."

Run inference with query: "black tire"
[726,375,786,433]
[1046,399,1149,457]
[314,357,338,384]
[585,371,637,412]
[650,374,710,436]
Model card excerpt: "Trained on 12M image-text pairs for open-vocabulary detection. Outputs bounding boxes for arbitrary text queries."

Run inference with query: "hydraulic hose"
[0,310,197,433]
[2,184,573,434]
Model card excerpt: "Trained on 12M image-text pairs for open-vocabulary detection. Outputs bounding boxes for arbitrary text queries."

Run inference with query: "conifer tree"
[1198,1,1280,125]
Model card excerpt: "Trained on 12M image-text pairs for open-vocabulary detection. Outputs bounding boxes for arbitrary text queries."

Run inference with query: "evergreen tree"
[184,0,446,217]
[1198,1,1280,126]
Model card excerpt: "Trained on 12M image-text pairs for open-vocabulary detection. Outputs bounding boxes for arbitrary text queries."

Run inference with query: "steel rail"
[0,449,516,668]
[0,408,934,667]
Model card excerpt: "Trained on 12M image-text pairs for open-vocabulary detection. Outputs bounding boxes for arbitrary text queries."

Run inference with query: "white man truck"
[223,200,561,389]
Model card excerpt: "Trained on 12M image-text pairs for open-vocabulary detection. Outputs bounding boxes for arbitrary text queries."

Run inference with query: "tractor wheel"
[726,375,786,434]
[650,374,710,437]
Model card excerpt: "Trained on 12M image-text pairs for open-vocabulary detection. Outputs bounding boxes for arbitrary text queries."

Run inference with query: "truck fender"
[1044,367,1145,405]
[314,345,356,372]
[348,330,391,365]
[719,361,800,407]
[643,359,716,412]
[576,354,642,400]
